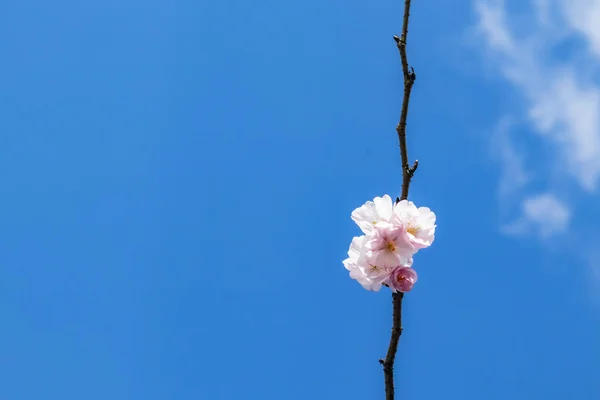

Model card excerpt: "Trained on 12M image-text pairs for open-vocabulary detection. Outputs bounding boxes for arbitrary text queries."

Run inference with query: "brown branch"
[394,35,418,200]
[379,0,418,399]
[379,292,404,399]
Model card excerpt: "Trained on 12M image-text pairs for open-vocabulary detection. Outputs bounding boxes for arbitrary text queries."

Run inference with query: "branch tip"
[409,160,419,175]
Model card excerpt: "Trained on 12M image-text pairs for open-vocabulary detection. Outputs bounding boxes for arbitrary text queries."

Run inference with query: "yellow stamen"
[385,241,397,252]
[406,225,419,236]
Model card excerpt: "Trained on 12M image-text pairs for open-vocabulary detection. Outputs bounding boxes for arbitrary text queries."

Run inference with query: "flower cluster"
[343,195,436,293]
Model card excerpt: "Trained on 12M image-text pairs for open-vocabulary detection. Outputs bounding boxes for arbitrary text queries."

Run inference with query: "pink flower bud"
[388,266,418,293]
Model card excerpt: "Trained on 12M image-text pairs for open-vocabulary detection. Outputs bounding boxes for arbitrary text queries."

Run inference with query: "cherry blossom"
[392,199,436,249]
[344,195,436,293]
[387,266,418,293]
[342,236,388,292]
[364,221,415,267]
[351,194,395,234]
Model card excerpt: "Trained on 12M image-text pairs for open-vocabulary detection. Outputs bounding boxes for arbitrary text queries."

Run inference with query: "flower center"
[406,224,419,236]
[396,274,406,282]
[385,241,397,252]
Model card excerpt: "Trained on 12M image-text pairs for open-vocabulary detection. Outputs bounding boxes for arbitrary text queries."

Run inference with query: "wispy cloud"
[474,0,600,192]
[560,0,600,56]
[502,193,571,238]
[489,117,531,198]
[471,0,600,239]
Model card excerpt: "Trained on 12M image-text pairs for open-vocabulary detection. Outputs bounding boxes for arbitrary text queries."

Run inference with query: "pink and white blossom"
[364,221,415,267]
[343,236,389,291]
[344,194,436,293]
[392,199,436,249]
[351,194,395,234]
[386,266,418,293]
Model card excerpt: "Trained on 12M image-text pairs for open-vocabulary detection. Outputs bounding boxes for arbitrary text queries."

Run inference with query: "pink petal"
[388,266,418,293]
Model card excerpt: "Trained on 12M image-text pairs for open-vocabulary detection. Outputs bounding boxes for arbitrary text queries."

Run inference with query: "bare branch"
[381,0,418,399]
[381,292,404,399]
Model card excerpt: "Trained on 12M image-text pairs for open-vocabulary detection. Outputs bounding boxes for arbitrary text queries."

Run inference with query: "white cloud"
[502,193,570,238]
[473,0,600,191]
[560,0,600,56]
[522,193,571,237]
[489,117,531,198]
[472,0,600,300]
[528,71,600,190]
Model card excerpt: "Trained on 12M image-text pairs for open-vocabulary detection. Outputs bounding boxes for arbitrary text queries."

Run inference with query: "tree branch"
[379,0,418,399]
[394,21,418,201]
[379,292,404,399]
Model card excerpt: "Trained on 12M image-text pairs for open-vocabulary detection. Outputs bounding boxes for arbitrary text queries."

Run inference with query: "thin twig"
[379,292,404,399]
[379,0,418,399]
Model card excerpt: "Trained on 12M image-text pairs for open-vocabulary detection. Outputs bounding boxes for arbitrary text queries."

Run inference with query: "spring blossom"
[343,195,436,292]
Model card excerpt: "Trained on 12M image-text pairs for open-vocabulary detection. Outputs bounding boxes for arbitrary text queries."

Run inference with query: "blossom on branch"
[343,235,389,292]
[393,200,436,249]
[364,221,415,267]
[343,195,436,293]
[351,194,395,234]
[388,266,418,293]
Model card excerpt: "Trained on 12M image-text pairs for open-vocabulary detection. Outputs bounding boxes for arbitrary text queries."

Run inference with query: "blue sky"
[1,0,599,399]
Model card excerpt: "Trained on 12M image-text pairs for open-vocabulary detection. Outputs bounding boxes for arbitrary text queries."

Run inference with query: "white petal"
[370,282,383,292]
[348,235,365,259]
[351,202,378,233]
[342,258,354,271]
[373,195,393,221]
